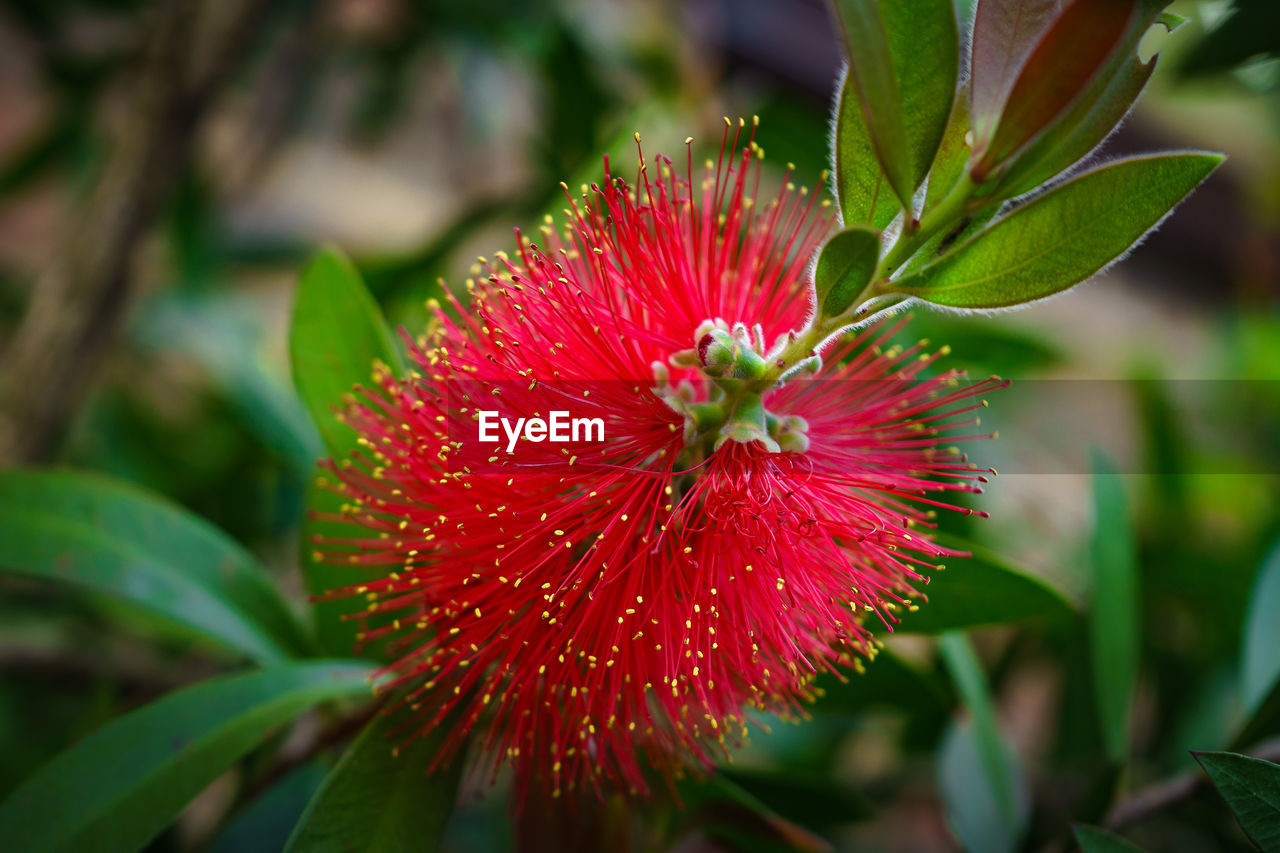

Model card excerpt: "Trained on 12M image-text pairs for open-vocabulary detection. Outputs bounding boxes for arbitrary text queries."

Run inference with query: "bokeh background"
[0,0,1277,850]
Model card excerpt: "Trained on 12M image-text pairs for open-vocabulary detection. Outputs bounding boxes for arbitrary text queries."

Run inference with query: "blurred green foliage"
[0,0,1278,851]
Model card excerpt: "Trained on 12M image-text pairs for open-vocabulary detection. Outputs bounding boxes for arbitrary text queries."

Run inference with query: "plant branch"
[0,0,271,464]
[1103,736,1280,831]
[239,700,383,803]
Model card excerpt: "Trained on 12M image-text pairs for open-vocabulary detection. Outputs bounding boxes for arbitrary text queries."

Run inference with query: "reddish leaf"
[983,1,1183,198]
[969,0,1062,143]
[974,0,1139,178]
[993,53,1153,198]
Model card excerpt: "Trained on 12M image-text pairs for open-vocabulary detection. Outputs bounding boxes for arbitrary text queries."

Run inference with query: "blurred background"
[0,0,1277,850]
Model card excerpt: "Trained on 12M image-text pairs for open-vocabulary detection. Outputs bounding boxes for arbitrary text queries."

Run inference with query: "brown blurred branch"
[0,642,219,696]
[1103,737,1280,831]
[239,701,383,803]
[0,0,271,465]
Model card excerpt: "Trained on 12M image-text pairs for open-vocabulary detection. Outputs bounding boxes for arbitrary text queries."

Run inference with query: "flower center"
[654,319,815,463]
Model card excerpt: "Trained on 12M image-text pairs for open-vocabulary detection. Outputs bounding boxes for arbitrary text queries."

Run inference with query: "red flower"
[316,123,1002,801]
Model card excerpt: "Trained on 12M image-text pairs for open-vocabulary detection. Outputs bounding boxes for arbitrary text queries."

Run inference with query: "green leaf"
[832,0,958,214]
[285,710,462,853]
[880,0,959,190]
[812,646,949,714]
[891,153,1223,309]
[832,0,914,211]
[833,72,899,229]
[1089,450,1139,763]
[210,763,328,853]
[0,661,374,853]
[896,533,1075,633]
[719,768,874,829]
[1072,823,1146,852]
[1243,541,1280,719]
[938,721,1029,853]
[290,247,406,462]
[135,292,324,477]
[975,1,1185,188]
[814,226,881,318]
[922,81,973,215]
[937,632,1028,853]
[676,772,830,852]
[301,469,389,659]
[291,248,406,657]
[1194,751,1280,851]
[0,470,310,663]
[936,630,1024,835]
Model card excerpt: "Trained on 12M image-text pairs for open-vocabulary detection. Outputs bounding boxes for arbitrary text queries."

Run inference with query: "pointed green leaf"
[291,247,406,656]
[1073,823,1146,853]
[210,763,328,853]
[975,0,1182,188]
[0,661,374,853]
[0,470,310,663]
[897,533,1075,633]
[285,711,462,853]
[302,468,395,660]
[939,634,1016,824]
[833,0,914,210]
[938,720,1029,853]
[1089,450,1138,762]
[833,0,958,215]
[881,0,959,190]
[938,632,1029,853]
[1194,751,1280,851]
[1235,663,1280,752]
[813,646,949,715]
[290,247,405,462]
[675,772,830,852]
[1243,541,1280,718]
[891,153,1223,309]
[969,0,1062,144]
[814,226,881,318]
[923,81,973,215]
[833,72,899,229]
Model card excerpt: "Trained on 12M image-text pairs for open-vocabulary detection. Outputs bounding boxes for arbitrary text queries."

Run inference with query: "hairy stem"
[744,173,979,395]
[1103,736,1280,830]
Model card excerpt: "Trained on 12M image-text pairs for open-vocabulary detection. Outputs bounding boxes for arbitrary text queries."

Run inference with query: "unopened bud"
[697,329,769,380]
[776,430,810,453]
[697,330,737,377]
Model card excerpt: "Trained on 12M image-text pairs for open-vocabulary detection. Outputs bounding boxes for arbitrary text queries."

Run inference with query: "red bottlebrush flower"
[316,123,1004,801]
